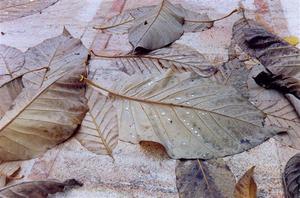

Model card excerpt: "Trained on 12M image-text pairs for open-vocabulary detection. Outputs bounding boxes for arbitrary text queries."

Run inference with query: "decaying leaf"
[176,159,235,198]
[0,29,89,162]
[84,69,280,159]
[96,4,212,34]
[128,0,184,51]
[0,179,82,197]
[0,0,58,23]
[92,44,217,77]
[253,71,300,99]
[232,18,300,78]
[0,45,25,84]
[0,162,21,187]
[234,166,257,198]
[75,72,118,158]
[248,64,300,148]
[283,153,300,198]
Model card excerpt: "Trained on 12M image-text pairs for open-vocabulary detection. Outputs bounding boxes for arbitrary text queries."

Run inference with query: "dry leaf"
[0,0,58,23]
[128,0,184,51]
[283,153,300,198]
[0,29,89,162]
[0,162,21,188]
[248,64,300,148]
[212,58,250,98]
[176,159,235,198]
[233,18,300,78]
[97,4,212,34]
[0,179,82,197]
[92,44,217,77]
[0,78,23,118]
[234,166,257,198]
[75,72,118,158]
[85,69,280,159]
[0,45,25,85]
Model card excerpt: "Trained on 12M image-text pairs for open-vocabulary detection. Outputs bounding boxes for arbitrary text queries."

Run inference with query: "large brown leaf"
[0,0,58,23]
[283,153,300,198]
[0,29,89,162]
[92,44,217,77]
[234,166,257,198]
[84,70,279,159]
[176,159,235,198]
[96,4,212,34]
[0,179,82,197]
[128,0,184,51]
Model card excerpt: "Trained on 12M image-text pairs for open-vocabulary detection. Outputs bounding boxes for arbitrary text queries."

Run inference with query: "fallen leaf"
[0,0,59,23]
[253,71,300,99]
[0,29,89,162]
[283,36,299,46]
[0,162,21,187]
[234,166,257,198]
[96,4,212,34]
[0,78,23,118]
[0,45,25,84]
[84,69,280,159]
[0,179,82,197]
[176,159,235,198]
[128,0,184,51]
[248,64,300,148]
[92,44,217,77]
[283,153,300,198]
[75,72,118,158]
[232,18,300,78]
[212,58,250,98]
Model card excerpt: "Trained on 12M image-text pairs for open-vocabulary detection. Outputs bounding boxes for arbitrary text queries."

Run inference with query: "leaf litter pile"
[0,0,299,197]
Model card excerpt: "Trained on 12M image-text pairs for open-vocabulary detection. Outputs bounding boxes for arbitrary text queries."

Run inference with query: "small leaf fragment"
[234,166,257,198]
[283,36,299,46]
[283,153,300,198]
[0,179,82,197]
[176,159,235,198]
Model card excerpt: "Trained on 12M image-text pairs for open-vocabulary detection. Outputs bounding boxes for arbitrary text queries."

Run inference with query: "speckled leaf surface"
[114,70,279,159]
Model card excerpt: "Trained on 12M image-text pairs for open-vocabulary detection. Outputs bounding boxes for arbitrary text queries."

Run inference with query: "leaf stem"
[185,8,241,23]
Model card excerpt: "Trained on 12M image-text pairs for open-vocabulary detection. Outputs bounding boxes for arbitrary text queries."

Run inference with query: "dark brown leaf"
[176,159,235,198]
[283,153,300,198]
[0,179,82,197]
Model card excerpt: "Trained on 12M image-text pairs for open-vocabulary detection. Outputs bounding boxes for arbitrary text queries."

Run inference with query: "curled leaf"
[283,153,300,198]
[0,162,21,187]
[0,179,82,197]
[234,166,257,198]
